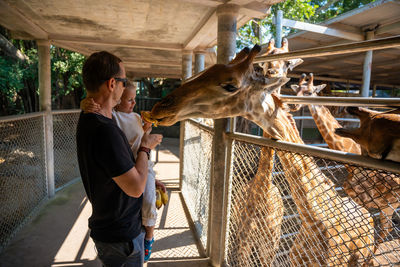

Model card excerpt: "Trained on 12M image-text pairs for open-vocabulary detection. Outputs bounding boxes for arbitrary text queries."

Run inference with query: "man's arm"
[113,128,163,198]
[112,151,149,197]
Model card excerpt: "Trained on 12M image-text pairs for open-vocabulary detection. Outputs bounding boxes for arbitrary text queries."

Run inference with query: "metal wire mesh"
[53,111,81,189]
[0,114,47,252]
[181,120,213,250]
[225,140,400,267]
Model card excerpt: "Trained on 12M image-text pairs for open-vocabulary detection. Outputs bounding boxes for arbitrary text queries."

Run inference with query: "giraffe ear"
[286,58,303,71]
[290,84,300,93]
[314,84,326,94]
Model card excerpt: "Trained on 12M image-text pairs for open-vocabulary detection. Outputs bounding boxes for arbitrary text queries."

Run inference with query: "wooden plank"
[184,10,218,50]
[50,34,183,51]
[0,1,48,39]
[254,36,400,63]
[278,18,364,41]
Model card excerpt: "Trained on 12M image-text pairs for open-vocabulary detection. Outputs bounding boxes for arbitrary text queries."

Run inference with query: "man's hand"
[81,98,101,113]
[140,127,162,150]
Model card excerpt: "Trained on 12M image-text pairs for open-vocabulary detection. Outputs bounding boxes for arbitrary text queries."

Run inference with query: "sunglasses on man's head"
[102,77,128,87]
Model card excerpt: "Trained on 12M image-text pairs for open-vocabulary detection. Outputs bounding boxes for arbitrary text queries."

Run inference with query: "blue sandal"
[144,238,154,262]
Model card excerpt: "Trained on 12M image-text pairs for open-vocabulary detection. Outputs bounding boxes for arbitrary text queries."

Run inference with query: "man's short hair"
[82,51,122,93]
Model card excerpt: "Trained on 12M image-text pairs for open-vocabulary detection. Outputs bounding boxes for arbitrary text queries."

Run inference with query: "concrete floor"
[0,138,209,267]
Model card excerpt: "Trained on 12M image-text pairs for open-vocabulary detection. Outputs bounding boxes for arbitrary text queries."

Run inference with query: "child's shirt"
[112,110,143,159]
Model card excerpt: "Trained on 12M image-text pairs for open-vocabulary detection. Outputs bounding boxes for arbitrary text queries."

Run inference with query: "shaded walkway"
[0,138,209,267]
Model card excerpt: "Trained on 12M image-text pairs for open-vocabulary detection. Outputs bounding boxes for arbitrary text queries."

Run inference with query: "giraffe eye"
[220,83,238,92]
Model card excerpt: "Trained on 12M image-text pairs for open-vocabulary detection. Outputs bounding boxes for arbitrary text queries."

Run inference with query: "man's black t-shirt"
[76,112,142,242]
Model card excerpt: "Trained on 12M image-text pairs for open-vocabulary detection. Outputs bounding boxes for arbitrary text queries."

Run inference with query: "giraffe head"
[259,38,303,78]
[148,44,291,126]
[289,73,327,112]
[335,107,400,162]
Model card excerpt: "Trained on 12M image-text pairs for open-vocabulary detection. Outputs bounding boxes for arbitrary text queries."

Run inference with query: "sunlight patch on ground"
[52,198,97,265]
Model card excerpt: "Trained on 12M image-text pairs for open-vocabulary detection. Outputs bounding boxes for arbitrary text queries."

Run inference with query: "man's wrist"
[138,146,151,160]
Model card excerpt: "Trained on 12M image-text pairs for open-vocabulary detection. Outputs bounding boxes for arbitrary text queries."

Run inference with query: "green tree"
[0,27,86,115]
[237,0,376,50]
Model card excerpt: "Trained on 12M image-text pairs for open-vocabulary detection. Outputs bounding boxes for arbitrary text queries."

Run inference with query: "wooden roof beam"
[276,18,364,41]
[50,34,183,51]
[376,20,400,35]
[124,66,181,76]
[184,1,271,50]
[288,73,399,87]
[123,59,182,67]
[51,41,92,56]
[184,10,217,50]
[127,70,181,79]
[0,1,48,40]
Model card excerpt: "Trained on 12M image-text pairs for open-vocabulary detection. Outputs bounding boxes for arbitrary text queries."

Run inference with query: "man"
[76,51,162,267]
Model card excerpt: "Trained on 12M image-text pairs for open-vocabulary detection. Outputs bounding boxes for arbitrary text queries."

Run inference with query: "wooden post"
[361,30,374,97]
[208,4,239,266]
[37,39,54,198]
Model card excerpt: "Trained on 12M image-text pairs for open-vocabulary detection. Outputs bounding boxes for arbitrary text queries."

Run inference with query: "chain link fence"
[0,110,81,253]
[181,120,213,250]
[225,139,400,267]
[53,110,81,189]
[0,113,48,253]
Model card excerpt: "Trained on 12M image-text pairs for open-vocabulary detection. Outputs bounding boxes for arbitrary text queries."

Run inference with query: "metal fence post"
[361,30,375,97]
[275,10,283,47]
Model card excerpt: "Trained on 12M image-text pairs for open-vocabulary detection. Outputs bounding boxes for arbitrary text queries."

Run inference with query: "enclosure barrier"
[224,133,400,266]
[52,110,81,189]
[180,120,214,251]
[180,110,400,266]
[0,110,81,253]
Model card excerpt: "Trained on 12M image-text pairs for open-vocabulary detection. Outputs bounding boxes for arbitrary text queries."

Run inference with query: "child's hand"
[80,98,101,113]
[155,179,166,193]
[142,121,152,132]
[141,127,163,150]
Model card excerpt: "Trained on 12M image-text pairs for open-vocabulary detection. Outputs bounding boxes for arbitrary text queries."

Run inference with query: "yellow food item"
[141,111,158,127]
[160,189,168,205]
[155,189,162,209]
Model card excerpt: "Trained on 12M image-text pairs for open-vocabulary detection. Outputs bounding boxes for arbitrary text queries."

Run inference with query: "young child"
[81,81,166,262]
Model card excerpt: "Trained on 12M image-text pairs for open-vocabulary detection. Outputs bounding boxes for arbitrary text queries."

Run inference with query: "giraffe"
[290,73,361,154]
[220,46,285,266]
[229,142,284,266]
[291,73,400,242]
[146,45,375,265]
[336,107,400,163]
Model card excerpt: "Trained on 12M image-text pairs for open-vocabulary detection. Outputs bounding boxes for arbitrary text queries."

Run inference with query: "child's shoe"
[144,237,154,262]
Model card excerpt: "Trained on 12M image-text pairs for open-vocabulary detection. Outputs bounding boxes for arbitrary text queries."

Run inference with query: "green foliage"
[237,0,376,50]
[138,78,181,98]
[0,28,86,115]
[0,45,38,115]
[51,47,85,104]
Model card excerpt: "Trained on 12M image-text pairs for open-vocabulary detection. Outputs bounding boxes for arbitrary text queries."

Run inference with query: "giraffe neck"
[246,100,342,221]
[309,105,361,154]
